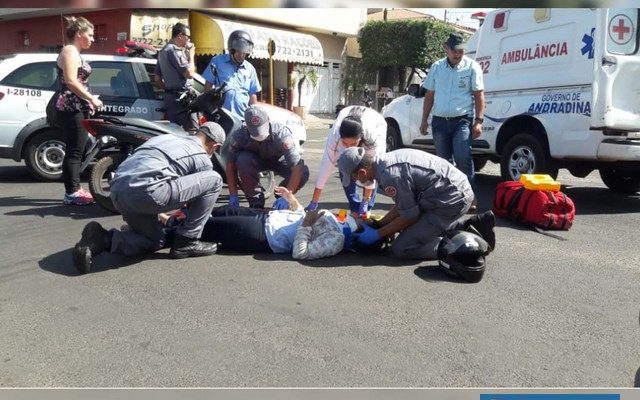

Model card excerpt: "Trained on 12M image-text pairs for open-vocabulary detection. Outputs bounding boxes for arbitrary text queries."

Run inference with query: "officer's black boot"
[465,210,496,253]
[73,221,112,274]
[169,234,217,259]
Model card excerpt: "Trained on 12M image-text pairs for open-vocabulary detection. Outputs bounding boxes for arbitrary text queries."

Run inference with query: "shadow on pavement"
[258,251,421,269]
[413,265,476,284]
[635,366,640,387]
[1,196,114,220]
[563,186,640,215]
[39,247,165,276]
[0,165,35,183]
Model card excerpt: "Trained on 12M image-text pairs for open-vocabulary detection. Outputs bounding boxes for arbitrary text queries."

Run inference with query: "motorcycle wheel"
[89,154,126,214]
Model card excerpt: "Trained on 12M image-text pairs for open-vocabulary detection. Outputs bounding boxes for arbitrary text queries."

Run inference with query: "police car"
[0,52,306,181]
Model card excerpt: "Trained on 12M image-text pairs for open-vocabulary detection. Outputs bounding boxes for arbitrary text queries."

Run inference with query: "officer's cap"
[337,147,366,187]
[244,105,270,142]
[197,121,226,144]
[445,33,467,50]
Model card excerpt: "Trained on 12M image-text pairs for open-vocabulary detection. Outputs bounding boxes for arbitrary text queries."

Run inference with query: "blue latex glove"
[357,201,369,217]
[229,194,240,208]
[305,200,319,211]
[272,197,289,210]
[353,223,380,246]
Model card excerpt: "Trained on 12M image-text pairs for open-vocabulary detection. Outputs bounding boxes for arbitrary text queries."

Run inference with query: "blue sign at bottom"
[481,395,620,400]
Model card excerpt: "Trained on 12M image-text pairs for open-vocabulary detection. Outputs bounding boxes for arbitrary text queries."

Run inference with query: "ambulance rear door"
[591,8,640,131]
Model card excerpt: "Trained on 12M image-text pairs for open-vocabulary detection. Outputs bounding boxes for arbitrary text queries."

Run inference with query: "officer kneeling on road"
[337,147,496,278]
[226,104,309,210]
[72,122,226,274]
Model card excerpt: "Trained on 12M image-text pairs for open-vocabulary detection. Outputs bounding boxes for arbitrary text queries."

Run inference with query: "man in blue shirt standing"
[419,32,485,212]
[202,30,262,120]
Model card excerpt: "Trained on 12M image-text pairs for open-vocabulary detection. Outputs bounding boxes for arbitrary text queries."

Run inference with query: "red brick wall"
[0,9,132,55]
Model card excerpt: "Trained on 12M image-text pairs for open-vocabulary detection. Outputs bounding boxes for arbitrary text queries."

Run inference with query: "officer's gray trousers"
[163,92,199,132]
[236,151,309,208]
[391,199,472,260]
[110,170,222,256]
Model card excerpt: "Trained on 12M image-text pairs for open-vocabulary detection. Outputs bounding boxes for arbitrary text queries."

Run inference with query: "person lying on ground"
[160,187,388,260]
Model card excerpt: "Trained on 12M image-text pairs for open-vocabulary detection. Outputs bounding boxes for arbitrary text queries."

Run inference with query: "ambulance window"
[607,9,639,55]
[0,62,57,90]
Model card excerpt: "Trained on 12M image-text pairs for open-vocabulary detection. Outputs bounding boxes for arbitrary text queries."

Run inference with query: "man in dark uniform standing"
[72,122,227,274]
[154,22,198,131]
[337,147,495,260]
[226,105,309,210]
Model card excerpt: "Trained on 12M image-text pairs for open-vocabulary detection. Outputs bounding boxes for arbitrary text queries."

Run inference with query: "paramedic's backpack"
[493,181,575,231]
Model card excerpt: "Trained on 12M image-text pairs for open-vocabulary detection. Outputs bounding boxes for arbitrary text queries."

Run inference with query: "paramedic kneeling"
[72,122,226,274]
[337,147,495,260]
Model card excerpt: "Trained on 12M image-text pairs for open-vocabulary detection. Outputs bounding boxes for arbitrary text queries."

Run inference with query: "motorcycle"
[81,83,275,214]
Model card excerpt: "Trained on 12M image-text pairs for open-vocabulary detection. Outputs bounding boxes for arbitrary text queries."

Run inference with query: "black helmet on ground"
[227,30,254,55]
[437,230,489,283]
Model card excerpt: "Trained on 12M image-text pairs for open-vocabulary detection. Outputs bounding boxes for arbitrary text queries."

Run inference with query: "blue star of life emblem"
[581,28,595,59]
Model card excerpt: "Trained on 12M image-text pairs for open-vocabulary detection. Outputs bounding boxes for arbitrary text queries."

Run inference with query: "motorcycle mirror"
[210,64,220,83]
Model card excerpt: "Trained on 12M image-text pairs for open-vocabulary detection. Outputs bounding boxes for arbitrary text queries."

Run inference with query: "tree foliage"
[358,19,458,70]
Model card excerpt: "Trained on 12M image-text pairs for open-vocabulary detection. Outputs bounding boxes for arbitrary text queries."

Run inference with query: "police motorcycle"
[81,77,275,214]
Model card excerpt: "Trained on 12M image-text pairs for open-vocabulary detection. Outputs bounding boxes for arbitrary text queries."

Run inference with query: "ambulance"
[382,8,640,193]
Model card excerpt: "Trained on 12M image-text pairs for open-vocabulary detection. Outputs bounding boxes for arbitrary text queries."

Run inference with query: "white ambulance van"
[382,8,640,193]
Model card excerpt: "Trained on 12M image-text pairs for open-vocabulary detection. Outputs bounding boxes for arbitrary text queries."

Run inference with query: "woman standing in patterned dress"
[55,16,103,205]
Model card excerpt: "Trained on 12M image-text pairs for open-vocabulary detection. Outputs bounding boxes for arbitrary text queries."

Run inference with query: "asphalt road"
[0,125,638,387]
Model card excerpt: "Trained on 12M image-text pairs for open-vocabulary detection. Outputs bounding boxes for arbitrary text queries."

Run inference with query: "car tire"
[500,133,558,181]
[24,129,65,182]
[386,123,403,152]
[599,167,640,194]
[89,154,126,214]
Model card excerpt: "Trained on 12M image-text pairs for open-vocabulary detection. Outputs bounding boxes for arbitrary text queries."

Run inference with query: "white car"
[381,83,489,171]
[0,52,305,181]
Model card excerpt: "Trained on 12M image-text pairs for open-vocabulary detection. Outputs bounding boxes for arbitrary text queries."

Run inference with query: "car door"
[591,8,640,131]
[87,60,163,120]
[0,61,56,149]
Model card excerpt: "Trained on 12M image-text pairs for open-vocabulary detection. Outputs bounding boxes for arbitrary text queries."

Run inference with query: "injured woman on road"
[160,186,388,260]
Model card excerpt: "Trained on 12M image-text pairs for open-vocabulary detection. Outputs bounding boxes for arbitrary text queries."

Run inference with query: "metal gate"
[309,61,341,113]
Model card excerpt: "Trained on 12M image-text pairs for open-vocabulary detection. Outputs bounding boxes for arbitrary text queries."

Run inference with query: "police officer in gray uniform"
[337,147,495,260]
[154,22,198,131]
[72,122,226,274]
[226,105,309,210]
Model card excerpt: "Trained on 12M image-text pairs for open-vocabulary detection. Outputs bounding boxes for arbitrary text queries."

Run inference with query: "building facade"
[0,8,366,113]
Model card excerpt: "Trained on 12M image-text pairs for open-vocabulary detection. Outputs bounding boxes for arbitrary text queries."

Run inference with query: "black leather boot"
[465,210,496,253]
[170,234,217,259]
[73,221,112,274]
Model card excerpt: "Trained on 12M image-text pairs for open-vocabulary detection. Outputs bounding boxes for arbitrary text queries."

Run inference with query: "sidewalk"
[303,113,336,130]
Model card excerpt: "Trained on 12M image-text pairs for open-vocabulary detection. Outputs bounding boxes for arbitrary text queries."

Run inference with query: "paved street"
[0,119,639,387]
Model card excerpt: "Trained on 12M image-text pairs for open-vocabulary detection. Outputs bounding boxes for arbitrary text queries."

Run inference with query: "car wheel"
[89,154,126,214]
[386,124,403,152]
[599,167,640,194]
[24,129,65,182]
[500,133,558,181]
